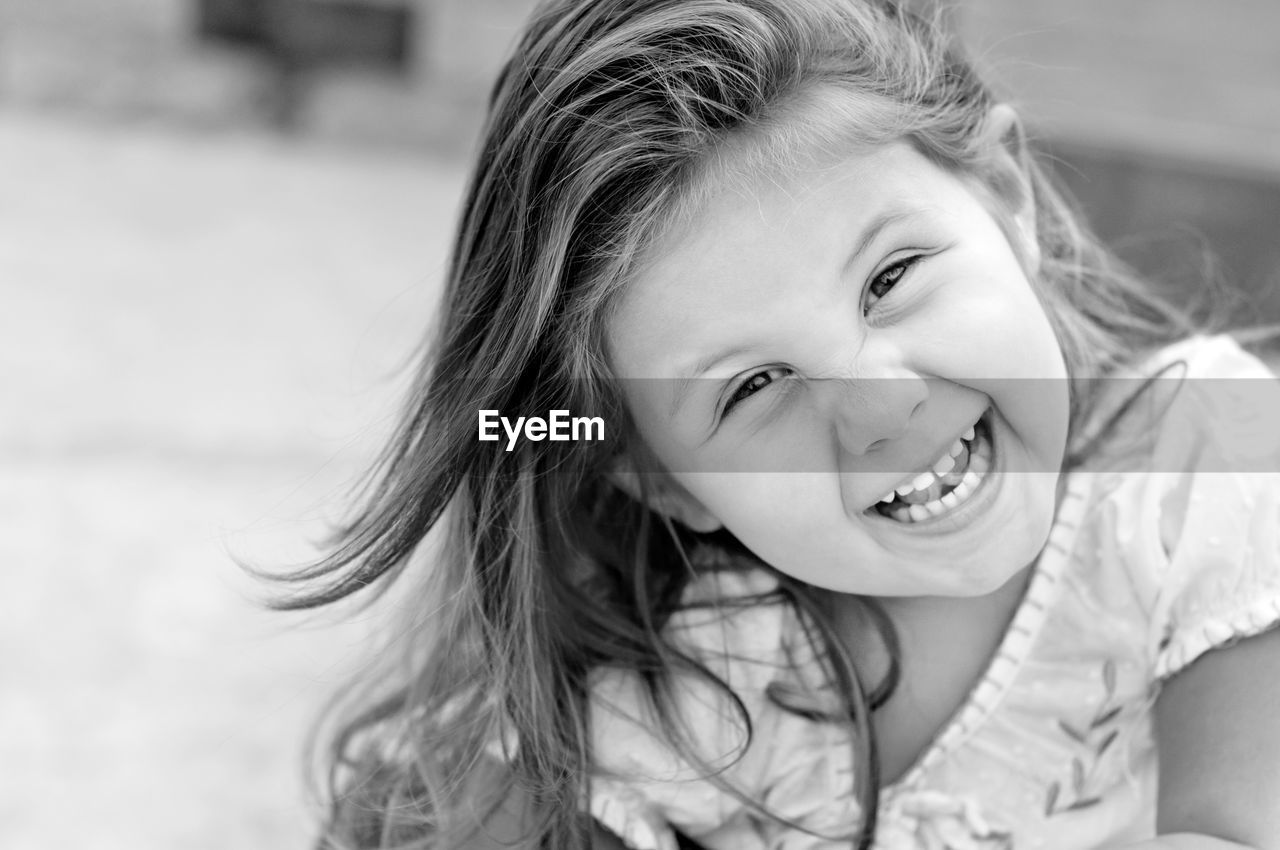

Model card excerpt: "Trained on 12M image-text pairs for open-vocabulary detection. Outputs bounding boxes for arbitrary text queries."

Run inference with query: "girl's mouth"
[869,411,994,524]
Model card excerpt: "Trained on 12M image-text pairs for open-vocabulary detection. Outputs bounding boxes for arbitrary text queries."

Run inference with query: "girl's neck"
[880,563,1034,622]
[830,563,1036,787]
[832,562,1034,674]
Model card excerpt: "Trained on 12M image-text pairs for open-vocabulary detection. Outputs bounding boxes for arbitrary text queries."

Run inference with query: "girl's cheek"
[759,406,830,473]
[953,284,1056,375]
[724,475,817,533]
[699,404,826,474]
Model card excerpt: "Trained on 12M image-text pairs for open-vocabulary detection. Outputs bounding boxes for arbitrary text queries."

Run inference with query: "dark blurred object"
[1048,141,1280,325]
[198,0,413,71]
[953,0,1280,323]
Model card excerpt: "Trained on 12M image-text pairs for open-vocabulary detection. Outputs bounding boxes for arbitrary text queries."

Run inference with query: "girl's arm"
[1113,627,1280,850]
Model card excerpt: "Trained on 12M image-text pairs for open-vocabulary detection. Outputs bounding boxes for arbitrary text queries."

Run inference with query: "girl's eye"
[863,255,922,315]
[723,367,791,417]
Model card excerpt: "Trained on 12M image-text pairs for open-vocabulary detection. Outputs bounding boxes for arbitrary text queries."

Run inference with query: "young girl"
[280,1,1280,848]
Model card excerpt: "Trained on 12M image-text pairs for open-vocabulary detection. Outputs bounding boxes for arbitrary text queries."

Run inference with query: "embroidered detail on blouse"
[1045,660,1123,816]
[875,791,1011,850]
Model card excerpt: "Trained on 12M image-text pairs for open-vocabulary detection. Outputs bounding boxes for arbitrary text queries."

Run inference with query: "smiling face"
[606,136,1070,599]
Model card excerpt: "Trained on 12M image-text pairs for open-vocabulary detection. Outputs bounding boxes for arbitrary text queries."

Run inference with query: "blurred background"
[2,1,1278,848]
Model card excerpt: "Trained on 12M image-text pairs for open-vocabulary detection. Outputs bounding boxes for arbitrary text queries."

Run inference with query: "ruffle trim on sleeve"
[585,564,789,849]
[875,790,1012,850]
[1154,594,1280,680]
[591,779,681,850]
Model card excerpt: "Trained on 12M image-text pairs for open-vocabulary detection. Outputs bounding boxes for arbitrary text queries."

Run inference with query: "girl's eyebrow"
[842,207,920,276]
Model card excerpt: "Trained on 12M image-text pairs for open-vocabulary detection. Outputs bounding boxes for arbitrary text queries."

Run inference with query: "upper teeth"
[879,427,976,504]
[874,418,994,523]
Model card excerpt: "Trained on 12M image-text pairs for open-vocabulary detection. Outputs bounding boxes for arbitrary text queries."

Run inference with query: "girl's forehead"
[752,83,908,154]
[650,145,892,279]
[606,142,954,373]
[652,85,931,254]
[687,100,898,210]
[640,139,943,280]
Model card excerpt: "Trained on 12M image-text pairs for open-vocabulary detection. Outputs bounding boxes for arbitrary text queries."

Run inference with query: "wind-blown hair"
[278,1,1201,848]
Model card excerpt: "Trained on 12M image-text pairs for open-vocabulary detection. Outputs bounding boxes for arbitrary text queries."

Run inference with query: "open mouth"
[869,411,994,524]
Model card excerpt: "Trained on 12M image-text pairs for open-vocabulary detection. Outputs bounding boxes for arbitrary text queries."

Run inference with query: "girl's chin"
[943,545,1042,596]
[866,477,1058,596]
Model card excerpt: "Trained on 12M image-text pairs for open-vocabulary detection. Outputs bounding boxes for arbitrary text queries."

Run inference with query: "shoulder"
[587,564,784,846]
[1089,334,1280,679]
[664,565,791,674]
[1081,333,1280,483]
[1151,335,1278,542]
[586,563,861,848]
[1138,332,1273,376]
[589,563,792,774]
[1137,333,1279,427]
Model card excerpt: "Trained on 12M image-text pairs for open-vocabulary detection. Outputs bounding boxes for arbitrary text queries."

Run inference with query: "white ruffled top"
[586,335,1280,850]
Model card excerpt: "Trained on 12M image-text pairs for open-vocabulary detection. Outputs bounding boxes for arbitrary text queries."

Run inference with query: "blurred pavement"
[0,110,462,850]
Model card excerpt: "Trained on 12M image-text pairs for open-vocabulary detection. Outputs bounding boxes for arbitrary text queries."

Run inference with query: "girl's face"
[607,140,1070,598]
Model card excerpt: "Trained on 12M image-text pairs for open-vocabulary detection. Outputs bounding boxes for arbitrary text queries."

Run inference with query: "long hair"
[276,1,1206,848]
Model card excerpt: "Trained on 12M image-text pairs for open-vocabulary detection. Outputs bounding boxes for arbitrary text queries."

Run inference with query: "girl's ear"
[607,459,723,533]
[979,103,1040,269]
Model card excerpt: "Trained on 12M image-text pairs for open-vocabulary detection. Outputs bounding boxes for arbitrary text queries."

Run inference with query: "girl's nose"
[820,364,929,458]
